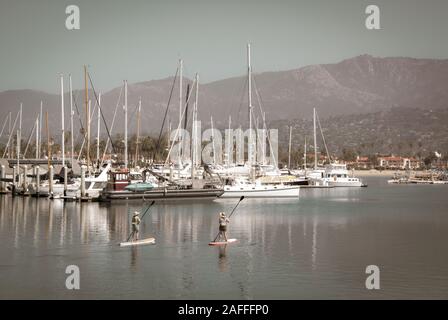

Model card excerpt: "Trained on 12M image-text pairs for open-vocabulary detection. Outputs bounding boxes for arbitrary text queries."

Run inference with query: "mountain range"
[1,54,447,151]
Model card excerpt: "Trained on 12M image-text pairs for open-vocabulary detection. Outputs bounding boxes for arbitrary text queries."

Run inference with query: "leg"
[224,231,228,242]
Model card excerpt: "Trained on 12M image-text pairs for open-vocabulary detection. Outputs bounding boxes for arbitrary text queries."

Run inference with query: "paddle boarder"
[131,211,141,241]
[218,212,230,242]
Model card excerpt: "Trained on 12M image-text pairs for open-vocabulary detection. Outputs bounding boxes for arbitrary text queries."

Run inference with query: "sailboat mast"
[84,65,90,171]
[313,108,317,169]
[60,74,65,167]
[35,117,39,159]
[8,112,11,158]
[46,111,51,168]
[17,103,22,168]
[69,75,74,166]
[97,92,101,164]
[39,101,43,159]
[288,126,292,169]
[135,97,141,166]
[178,59,183,163]
[193,73,199,168]
[228,115,231,167]
[247,43,253,166]
[304,137,307,169]
[211,116,216,165]
[124,80,128,169]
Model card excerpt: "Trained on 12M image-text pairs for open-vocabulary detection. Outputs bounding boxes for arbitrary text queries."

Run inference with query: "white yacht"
[322,164,364,187]
[220,177,300,198]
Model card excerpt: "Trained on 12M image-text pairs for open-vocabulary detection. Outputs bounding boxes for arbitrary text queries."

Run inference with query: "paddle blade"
[239,196,244,201]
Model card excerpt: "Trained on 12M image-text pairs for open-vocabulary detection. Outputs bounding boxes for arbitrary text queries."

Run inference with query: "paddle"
[212,196,244,243]
[126,200,156,242]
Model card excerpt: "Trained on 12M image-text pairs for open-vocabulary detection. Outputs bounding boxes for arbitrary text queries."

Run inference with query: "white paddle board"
[119,237,155,247]
[208,238,238,246]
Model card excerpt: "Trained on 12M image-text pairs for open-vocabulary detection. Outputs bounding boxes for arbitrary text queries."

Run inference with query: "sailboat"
[307,108,365,187]
[219,44,300,199]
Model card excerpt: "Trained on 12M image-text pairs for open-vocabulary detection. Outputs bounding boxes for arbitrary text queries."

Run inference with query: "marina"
[1,0,448,303]
[1,176,447,299]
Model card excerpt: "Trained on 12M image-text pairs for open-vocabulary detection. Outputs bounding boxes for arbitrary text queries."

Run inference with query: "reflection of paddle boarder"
[218,245,228,272]
[218,212,230,242]
[131,211,141,241]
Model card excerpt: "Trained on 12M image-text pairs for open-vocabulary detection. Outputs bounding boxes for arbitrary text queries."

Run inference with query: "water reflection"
[1,178,448,299]
[218,245,228,272]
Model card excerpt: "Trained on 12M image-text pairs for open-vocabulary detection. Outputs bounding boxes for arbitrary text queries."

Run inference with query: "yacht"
[322,163,364,187]
[220,177,300,198]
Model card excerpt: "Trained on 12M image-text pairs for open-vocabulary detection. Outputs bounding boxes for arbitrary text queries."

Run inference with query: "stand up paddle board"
[119,237,155,247]
[208,238,238,246]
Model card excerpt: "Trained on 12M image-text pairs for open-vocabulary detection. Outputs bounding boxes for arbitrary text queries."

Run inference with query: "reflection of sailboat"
[312,215,317,270]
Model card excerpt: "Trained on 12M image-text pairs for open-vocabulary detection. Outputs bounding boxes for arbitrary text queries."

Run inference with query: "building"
[378,156,421,170]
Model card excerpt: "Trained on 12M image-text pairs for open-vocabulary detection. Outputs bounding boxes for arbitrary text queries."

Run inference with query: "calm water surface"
[0,177,447,299]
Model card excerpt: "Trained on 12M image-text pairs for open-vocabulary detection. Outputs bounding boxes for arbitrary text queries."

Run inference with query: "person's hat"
[133,211,140,215]
[219,212,226,217]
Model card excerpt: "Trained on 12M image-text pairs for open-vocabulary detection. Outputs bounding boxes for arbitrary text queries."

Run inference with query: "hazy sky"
[1,0,448,93]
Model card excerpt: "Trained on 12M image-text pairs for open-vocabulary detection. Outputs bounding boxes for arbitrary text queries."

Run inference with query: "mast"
[228,115,231,167]
[184,84,190,130]
[46,111,51,168]
[60,74,65,167]
[124,80,128,169]
[193,73,199,168]
[35,117,39,159]
[8,112,11,158]
[17,103,22,168]
[191,74,199,181]
[313,108,317,169]
[135,97,141,166]
[211,116,216,165]
[69,76,74,166]
[288,126,292,169]
[39,102,43,159]
[87,99,91,172]
[247,43,253,167]
[84,65,90,171]
[97,92,101,165]
[304,137,307,170]
[178,59,183,164]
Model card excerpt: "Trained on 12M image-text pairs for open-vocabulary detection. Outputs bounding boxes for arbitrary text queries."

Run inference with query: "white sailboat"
[219,44,300,199]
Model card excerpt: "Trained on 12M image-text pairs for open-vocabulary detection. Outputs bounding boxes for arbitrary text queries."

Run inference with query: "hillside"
[272,107,448,158]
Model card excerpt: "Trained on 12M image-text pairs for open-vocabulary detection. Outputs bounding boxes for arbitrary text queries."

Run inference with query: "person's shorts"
[132,224,139,232]
[219,225,227,232]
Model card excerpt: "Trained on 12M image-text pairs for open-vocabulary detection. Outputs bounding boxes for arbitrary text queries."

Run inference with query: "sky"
[1,0,448,93]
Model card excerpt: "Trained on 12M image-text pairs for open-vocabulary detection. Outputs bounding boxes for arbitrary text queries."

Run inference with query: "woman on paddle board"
[131,211,141,241]
[218,212,230,242]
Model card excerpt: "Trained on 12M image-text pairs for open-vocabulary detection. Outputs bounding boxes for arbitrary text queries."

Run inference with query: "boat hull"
[220,186,300,198]
[100,187,224,201]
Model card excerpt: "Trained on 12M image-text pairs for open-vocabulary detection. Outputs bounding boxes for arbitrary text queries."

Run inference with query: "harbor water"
[0,177,447,299]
